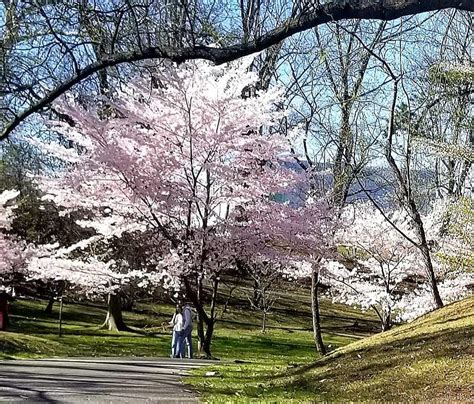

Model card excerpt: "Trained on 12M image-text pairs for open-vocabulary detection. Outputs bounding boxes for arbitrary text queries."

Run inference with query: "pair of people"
[169,302,193,358]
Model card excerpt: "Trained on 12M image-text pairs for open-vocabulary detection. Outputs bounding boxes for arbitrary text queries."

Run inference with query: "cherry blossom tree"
[235,197,336,355]
[24,208,166,331]
[0,189,30,328]
[396,196,474,320]
[327,204,421,331]
[34,58,326,356]
[244,257,281,334]
[325,202,473,329]
[0,190,27,288]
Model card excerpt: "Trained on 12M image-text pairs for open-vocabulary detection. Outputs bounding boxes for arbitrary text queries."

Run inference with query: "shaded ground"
[0,358,210,403]
[1,281,377,360]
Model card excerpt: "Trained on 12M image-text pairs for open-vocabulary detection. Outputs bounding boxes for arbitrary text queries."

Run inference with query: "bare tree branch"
[1,0,472,140]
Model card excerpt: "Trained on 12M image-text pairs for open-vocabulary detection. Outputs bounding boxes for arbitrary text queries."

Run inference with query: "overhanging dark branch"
[1,0,472,141]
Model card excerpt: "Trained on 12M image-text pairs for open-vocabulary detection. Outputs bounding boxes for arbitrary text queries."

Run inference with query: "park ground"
[1,281,473,402]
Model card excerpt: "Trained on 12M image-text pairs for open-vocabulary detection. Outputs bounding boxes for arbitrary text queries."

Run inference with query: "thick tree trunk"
[0,296,9,330]
[195,309,216,358]
[45,281,65,315]
[4,311,9,329]
[197,277,219,358]
[196,313,206,354]
[44,295,55,314]
[311,268,326,355]
[101,294,127,331]
[201,319,214,358]
[183,273,219,359]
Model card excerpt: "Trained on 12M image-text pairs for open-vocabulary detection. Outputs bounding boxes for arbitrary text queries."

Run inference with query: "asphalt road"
[0,358,211,403]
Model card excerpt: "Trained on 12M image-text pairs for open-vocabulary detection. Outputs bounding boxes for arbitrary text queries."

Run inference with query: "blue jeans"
[171,330,183,358]
[180,327,193,359]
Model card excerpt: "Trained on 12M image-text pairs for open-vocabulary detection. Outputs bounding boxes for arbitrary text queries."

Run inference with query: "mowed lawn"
[1,280,378,362]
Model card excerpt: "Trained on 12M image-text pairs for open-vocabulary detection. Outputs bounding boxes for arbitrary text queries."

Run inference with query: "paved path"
[0,358,211,403]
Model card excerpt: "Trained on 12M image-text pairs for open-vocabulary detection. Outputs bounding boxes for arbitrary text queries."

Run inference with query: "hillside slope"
[191,296,474,402]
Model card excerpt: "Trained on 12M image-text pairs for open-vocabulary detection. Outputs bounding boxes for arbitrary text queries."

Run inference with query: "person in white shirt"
[169,304,184,358]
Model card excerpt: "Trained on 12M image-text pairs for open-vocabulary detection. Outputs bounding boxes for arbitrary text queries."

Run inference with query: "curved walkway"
[0,358,211,403]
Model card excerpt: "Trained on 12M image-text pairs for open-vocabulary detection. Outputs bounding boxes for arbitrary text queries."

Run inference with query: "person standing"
[0,291,13,331]
[181,302,193,359]
[169,304,184,358]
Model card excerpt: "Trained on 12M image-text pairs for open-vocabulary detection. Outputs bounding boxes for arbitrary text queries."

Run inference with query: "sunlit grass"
[6,291,469,401]
[188,296,474,402]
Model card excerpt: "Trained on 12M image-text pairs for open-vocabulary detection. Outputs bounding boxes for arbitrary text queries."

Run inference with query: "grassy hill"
[0,281,377,360]
[189,296,474,402]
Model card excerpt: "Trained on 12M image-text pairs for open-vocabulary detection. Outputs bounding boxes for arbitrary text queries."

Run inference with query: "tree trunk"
[311,268,326,355]
[385,80,443,310]
[44,295,55,314]
[197,277,219,358]
[262,311,267,333]
[410,206,443,308]
[381,313,391,332]
[419,244,444,308]
[45,281,65,315]
[196,313,206,354]
[195,274,206,355]
[372,305,387,332]
[4,311,9,329]
[182,272,220,359]
[332,104,353,207]
[201,318,214,358]
[378,307,391,332]
[252,279,261,307]
[194,304,215,358]
[101,294,127,331]
[0,296,9,330]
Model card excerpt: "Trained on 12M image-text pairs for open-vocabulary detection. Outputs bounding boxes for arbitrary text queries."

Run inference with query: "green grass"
[1,281,375,361]
[5,287,469,401]
[1,299,173,358]
[188,296,474,402]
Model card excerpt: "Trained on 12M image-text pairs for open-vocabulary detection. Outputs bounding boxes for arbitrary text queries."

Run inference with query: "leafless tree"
[282,19,401,206]
[247,260,280,333]
[345,26,448,308]
[410,11,473,201]
[1,0,472,141]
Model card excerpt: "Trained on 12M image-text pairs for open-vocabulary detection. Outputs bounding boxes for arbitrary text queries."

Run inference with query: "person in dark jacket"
[0,291,13,330]
[181,302,193,359]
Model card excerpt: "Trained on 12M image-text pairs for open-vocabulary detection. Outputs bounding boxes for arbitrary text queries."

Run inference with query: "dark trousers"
[181,327,193,358]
